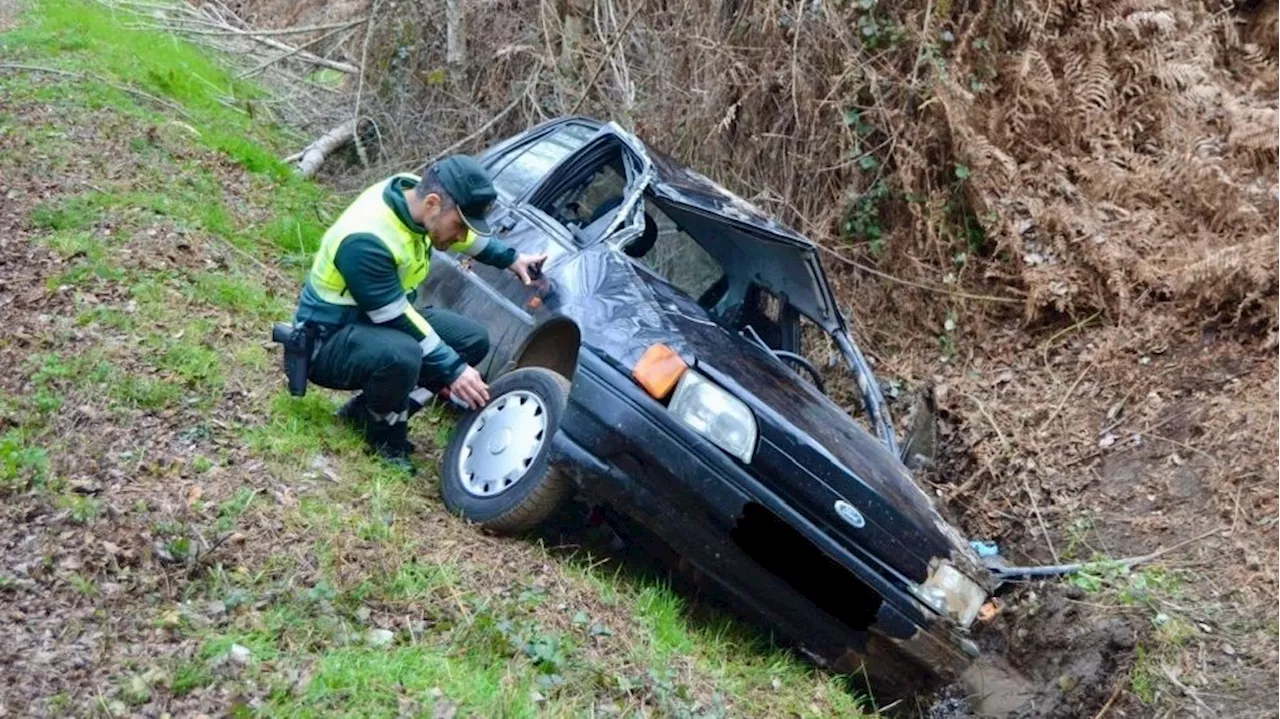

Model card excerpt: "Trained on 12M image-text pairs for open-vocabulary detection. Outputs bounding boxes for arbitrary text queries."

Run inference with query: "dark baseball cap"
[432,155,498,235]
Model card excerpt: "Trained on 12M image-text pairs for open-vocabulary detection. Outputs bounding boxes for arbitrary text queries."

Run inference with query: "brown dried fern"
[1227,105,1280,152]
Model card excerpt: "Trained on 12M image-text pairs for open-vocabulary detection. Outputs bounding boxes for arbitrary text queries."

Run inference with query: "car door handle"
[495,216,518,235]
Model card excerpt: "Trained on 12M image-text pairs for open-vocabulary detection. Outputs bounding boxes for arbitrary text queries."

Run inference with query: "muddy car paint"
[414,116,991,693]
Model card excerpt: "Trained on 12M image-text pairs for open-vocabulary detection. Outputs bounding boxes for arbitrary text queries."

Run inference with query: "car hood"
[549,245,980,581]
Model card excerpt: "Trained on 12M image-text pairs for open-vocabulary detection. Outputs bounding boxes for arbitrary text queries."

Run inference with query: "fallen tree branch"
[816,241,1025,304]
[1023,476,1060,564]
[237,17,367,79]
[146,18,368,37]
[211,28,359,74]
[291,119,359,178]
[104,0,360,74]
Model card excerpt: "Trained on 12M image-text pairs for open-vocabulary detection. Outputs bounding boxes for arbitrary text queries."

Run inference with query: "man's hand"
[448,365,490,410]
[508,253,548,286]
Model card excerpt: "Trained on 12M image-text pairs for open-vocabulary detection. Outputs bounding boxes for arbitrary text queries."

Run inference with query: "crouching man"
[289,155,545,470]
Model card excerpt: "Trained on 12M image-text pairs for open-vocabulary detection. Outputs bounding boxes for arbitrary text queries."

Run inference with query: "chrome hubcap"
[457,390,548,497]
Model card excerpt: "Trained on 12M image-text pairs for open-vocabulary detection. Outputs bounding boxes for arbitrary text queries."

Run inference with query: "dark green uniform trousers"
[307,307,489,416]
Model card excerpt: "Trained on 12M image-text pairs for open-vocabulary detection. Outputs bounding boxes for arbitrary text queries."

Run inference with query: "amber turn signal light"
[633,344,688,400]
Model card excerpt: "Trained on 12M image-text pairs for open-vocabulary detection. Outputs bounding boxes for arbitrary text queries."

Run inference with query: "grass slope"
[0,1,876,716]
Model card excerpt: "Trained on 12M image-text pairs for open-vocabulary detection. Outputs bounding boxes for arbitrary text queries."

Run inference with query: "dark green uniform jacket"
[294,173,516,382]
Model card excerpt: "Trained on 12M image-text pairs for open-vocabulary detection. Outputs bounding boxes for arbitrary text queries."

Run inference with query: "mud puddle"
[921,582,1139,718]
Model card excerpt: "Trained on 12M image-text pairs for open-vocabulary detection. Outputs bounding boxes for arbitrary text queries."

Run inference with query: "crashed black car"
[418,116,994,696]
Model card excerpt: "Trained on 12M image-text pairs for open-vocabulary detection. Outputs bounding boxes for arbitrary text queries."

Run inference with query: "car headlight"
[909,561,986,628]
[668,370,758,463]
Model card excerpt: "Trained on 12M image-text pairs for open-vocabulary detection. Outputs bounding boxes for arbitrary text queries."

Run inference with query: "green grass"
[187,270,287,321]
[0,429,50,491]
[0,2,882,715]
[111,372,184,410]
[171,661,213,697]
[2,0,294,175]
[56,492,102,524]
[288,646,537,718]
[216,487,257,532]
[31,204,97,233]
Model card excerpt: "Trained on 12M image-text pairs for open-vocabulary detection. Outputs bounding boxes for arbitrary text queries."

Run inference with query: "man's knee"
[377,336,422,381]
[364,334,421,409]
[458,330,490,368]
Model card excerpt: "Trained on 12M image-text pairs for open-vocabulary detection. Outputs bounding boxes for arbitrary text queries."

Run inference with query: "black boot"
[362,415,417,473]
[337,393,370,430]
[340,394,419,450]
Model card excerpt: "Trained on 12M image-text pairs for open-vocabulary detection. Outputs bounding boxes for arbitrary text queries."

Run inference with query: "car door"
[419,123,649,378]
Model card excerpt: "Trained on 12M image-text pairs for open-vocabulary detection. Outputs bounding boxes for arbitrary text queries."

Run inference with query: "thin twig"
[1040,310,1102,383]
[1023,476,1060,564]
[945,458,994,502]
[907,0,935,92]
[0,63,194,120]
[789,0,805,132]
[816,242,1024,304]
[1161,664,1212,712]
[1091,683,1124,719]
[1138,432,1219,464]
[569,2,644,115]
[1038,361,1095,432]
[1040,311,1103,365]
[414,70,538,170]
[143,18,368,37]
[965,392,1009,451]
[213,234,294,291]
[351,0,384,168]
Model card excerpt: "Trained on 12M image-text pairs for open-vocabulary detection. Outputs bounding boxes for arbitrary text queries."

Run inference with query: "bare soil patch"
[881,309,1279,717]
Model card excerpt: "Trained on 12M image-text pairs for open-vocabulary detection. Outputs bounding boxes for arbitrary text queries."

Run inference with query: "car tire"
[438,366,573,535]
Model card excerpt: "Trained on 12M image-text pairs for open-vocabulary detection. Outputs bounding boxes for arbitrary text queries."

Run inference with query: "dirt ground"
[844,296,1280,717]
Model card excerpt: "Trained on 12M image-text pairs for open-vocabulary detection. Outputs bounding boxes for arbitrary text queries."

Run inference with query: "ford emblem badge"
[834,500,865,529]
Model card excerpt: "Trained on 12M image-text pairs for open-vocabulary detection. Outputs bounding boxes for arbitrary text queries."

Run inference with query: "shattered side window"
[630,200,726,305]
[490,124,598,202]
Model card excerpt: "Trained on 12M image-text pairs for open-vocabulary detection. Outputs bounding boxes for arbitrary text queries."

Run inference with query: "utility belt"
[269,320,341,397]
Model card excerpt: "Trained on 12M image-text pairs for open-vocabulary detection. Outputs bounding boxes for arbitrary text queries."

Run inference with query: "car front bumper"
[545,350,978,694]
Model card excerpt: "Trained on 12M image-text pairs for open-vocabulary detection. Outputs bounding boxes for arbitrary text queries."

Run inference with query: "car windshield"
[489,123,599,202]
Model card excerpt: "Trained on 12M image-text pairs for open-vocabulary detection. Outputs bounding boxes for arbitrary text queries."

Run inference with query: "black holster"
[271,322,315,397]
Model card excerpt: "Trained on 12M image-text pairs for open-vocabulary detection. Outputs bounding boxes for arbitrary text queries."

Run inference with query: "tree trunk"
[560,0,593,74]
[290,119,358,178]
[445,0,465,88]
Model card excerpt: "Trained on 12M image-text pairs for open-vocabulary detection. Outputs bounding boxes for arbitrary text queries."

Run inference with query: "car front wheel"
[438,366,573,534]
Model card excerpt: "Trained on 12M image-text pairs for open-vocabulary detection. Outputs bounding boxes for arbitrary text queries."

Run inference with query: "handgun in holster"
[271,322,314,397]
